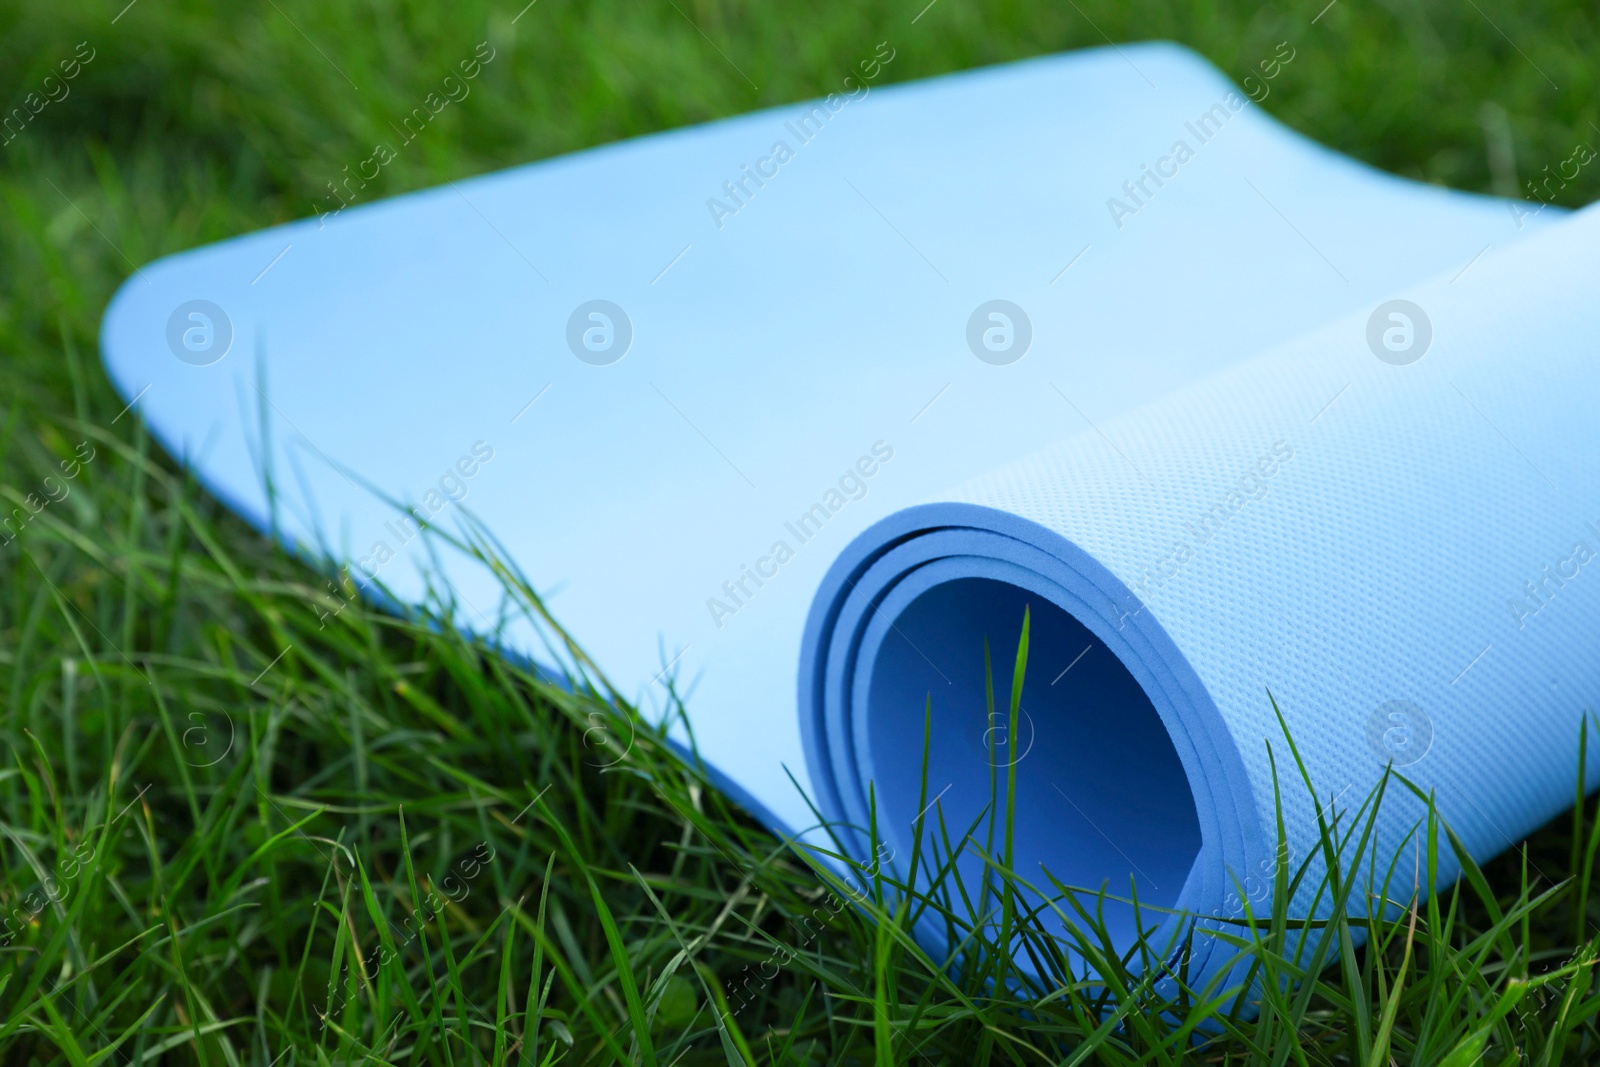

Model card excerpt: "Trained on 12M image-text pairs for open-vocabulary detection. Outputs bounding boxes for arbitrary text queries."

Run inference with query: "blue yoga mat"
[100,41,1591,982]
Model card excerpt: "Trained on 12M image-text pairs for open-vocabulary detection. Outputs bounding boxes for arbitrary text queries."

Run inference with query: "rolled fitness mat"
[99,42,1581,984]
[803,202,1600,975]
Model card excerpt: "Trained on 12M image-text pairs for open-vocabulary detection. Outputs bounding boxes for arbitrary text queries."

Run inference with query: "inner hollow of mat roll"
[862,576,1202,953]
[800,505,1260,972]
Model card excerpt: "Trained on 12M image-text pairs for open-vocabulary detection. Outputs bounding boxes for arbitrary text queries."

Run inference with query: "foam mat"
[99,42,1585,982]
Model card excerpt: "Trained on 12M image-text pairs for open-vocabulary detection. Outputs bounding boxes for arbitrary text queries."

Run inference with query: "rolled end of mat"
[799,502,1268,974]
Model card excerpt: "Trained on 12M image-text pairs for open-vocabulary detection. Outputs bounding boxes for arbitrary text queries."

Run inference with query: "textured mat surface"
[99,42,1578,980]
[804,203,1600,972]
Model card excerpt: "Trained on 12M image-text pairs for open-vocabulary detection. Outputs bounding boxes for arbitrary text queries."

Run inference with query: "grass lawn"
[2,0,1599,1062]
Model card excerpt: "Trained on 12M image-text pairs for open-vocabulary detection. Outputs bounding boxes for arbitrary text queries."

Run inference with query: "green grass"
[2,0,1599,1062]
